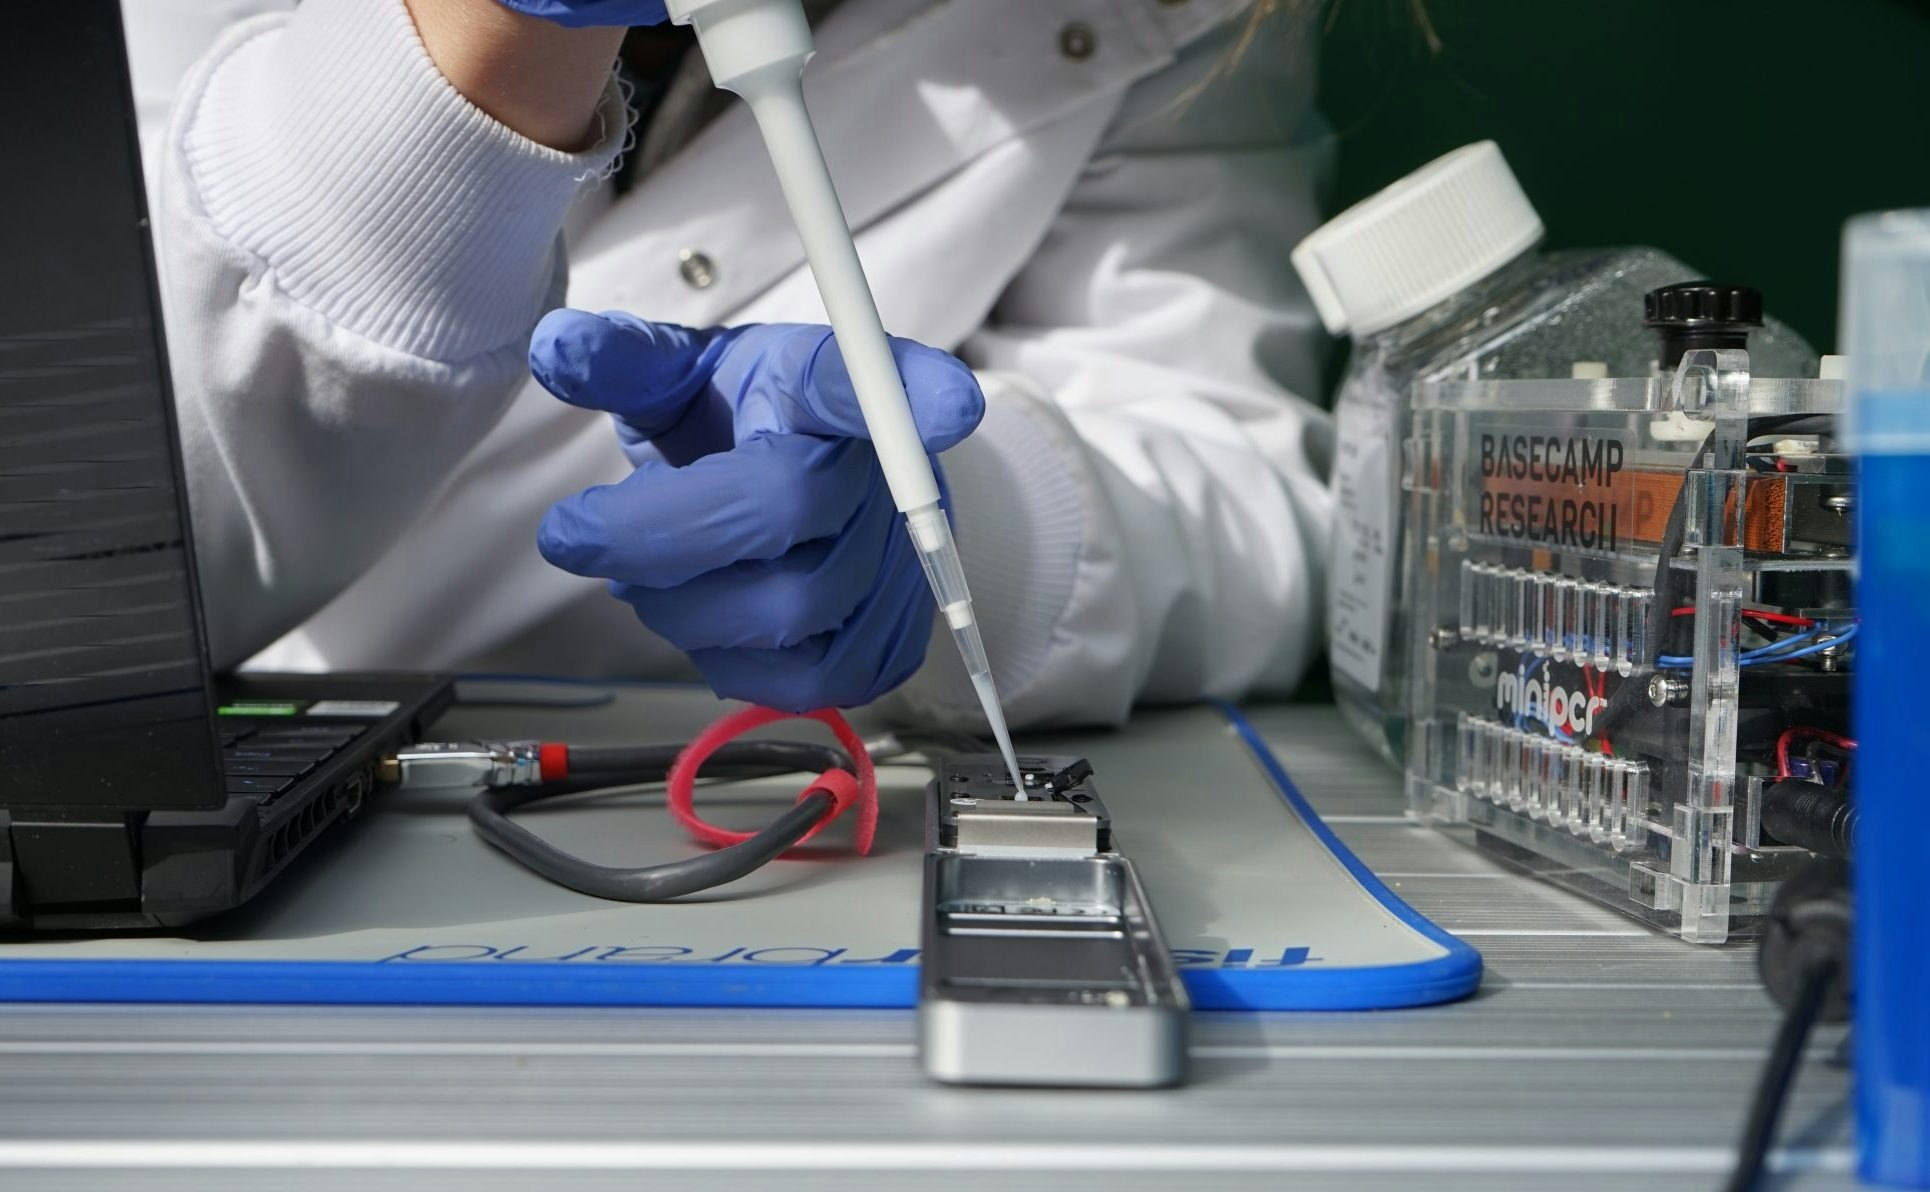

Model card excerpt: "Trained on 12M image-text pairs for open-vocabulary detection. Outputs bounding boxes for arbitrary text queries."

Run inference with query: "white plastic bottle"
[1293,142,1814,766]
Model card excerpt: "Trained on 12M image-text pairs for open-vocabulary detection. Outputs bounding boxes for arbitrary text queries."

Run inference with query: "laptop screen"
[0,2,223,810]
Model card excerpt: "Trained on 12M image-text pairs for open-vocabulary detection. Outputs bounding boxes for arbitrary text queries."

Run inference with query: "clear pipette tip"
[905,505,1027,797]
[967,657,1026,800]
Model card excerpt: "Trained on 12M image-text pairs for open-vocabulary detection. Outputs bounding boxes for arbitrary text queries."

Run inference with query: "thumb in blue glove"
[495,0,669,28]
[531,311,986,712]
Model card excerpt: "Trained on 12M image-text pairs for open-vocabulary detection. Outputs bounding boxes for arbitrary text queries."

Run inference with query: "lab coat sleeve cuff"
[174,0,630,364]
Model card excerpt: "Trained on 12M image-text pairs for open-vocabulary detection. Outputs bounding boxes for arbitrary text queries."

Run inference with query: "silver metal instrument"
[917,755,1189,1088]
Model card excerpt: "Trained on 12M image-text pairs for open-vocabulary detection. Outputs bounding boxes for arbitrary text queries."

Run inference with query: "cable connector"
[377,741,545,790]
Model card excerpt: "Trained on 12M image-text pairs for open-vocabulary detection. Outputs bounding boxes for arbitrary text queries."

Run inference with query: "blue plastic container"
[1844,211,1930,1187]
[1854,451,1930,1185]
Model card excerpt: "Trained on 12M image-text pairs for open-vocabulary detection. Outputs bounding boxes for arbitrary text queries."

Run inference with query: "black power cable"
[466,740,852,902]
[1724,956,1841,1192]
[1606,412,1853,1192]
[1728,859,1852,1192]
[462,732,997,902]
[1759,781,1856,859]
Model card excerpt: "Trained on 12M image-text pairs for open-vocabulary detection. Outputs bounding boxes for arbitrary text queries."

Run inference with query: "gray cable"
[466,740,851,902]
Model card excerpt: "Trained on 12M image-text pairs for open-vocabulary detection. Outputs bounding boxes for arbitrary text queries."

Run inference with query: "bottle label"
[1329,377,1395,693]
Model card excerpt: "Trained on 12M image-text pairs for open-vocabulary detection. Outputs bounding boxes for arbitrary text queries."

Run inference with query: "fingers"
[533,314,987,462]
[683,557,936,712]
[529,309,709,422]
[615,482,895,651]
[780,329,987,453]
[529,310,736,463]
[537,432,872,589]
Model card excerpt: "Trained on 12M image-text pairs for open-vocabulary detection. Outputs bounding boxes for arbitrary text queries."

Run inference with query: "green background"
[1315,0,1930,352]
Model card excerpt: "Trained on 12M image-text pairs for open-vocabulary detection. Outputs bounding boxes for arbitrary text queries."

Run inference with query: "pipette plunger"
[665,0,1026,793]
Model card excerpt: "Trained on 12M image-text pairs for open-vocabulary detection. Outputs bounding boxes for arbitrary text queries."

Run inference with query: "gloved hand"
[531,311,986,711]
[495,0,670,28]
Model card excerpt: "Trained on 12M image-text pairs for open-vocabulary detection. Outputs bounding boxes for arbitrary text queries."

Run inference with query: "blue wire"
[1654,623,1852,670]
[1656,625,1828,668]
[1741,623,1832,661]
[1751,622,1858,663]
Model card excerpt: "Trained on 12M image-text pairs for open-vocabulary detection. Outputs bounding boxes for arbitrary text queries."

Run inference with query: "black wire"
[466,740,853,902]
[1759,780,1856,859]
[1723,957,1840,1192]
[471,787,835,901]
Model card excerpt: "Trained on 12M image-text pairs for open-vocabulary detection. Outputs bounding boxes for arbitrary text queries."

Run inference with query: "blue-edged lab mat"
[0,686,1481,1012]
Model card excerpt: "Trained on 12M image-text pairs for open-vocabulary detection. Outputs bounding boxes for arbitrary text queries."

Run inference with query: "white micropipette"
[665,0,1029,796]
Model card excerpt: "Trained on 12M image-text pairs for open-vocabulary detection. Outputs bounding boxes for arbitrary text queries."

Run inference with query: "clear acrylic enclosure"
[1402,350,1852,943]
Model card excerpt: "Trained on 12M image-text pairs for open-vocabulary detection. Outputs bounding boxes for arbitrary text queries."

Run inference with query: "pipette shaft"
[666,0,1026,794]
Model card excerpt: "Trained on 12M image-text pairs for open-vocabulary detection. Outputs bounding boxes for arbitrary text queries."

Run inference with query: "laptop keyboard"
[219,721,368,803]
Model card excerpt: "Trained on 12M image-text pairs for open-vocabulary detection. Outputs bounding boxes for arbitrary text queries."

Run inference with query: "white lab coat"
[122,0,1334,729]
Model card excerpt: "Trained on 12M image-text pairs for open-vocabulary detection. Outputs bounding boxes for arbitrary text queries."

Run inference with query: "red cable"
[665,706,879,856]
[1583,664,1613,756]
[1775,726,1859,779]
[1671,606,1817,628]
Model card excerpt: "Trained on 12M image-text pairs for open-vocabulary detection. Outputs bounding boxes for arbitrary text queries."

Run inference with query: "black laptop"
[0,3,454,930]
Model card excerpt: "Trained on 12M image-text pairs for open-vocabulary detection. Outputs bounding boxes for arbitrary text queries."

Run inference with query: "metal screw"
[677,249,717,290]
[950,797,978,808]
[1823,494,1853,515]
[1647,673,1689,707]
[1058,22,1096,60]
[1815,634,1851,672]
[1468,651,1499,688]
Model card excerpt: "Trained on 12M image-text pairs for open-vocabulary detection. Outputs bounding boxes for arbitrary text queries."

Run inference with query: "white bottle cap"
[1291,141,1544,338]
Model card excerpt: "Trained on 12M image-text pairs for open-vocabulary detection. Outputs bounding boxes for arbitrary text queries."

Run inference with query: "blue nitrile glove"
[495,1,669,28]
[531,311,986,712]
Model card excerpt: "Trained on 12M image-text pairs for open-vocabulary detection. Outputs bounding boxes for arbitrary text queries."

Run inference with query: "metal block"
[918,755,1188,1088]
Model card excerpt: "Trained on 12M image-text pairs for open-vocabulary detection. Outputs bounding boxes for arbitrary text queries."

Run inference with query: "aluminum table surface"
[0,694,1855,1191]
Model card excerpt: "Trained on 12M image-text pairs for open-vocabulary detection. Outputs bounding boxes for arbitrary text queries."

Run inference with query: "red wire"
[665,706,880,856]
[1671,606,1817,628]
[1775,726,1859,779]
[1583,663,1613,756]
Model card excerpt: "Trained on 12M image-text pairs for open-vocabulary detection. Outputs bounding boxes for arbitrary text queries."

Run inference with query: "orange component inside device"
[1477,468,1789,552]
